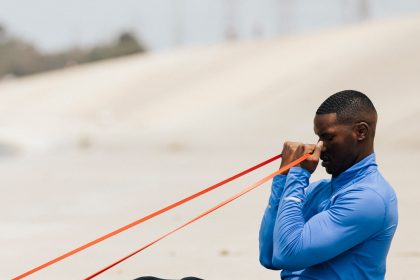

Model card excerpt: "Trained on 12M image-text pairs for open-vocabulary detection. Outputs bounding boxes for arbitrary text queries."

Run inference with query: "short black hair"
[316,90,377,124]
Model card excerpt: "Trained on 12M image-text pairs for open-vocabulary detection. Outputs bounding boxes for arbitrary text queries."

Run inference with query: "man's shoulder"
[336,171,398,224]
[354,170,397,204]
[305,178,330,195]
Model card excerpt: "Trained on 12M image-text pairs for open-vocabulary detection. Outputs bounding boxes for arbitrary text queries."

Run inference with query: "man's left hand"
[296,141,323,173]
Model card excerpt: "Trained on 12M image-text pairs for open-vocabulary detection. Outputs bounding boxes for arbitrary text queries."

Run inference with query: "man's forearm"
[272,167,310,270]
[259,175,286,269]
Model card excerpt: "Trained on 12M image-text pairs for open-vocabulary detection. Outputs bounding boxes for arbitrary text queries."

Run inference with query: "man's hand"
[279,141,302,175]
[279,141,323,174]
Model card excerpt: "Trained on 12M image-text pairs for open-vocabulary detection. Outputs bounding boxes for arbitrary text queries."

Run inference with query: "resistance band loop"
[13,154,282,280]
[84,153,311,279]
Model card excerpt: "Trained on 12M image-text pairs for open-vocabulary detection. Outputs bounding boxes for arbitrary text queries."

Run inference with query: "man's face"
[314,113,359,177]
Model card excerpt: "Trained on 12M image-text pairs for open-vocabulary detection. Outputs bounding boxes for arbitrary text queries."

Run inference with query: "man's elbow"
[271,253,307,271]
[259,252,299,271]
[259,254,279,270]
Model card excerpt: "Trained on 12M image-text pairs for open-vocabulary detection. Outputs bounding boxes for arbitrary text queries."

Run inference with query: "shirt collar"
[331,153,377,189]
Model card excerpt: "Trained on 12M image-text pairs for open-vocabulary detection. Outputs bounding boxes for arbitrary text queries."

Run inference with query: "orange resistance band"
[84,153,311,279]
[13,154,282,280]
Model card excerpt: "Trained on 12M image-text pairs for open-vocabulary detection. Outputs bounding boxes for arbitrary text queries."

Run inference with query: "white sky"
[0,0,419,53]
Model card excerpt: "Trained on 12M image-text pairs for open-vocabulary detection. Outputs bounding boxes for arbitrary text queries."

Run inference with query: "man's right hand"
[279,141,303,175]
[279,141,323,175]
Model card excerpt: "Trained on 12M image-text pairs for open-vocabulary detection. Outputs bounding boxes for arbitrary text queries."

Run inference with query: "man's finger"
[311,141,323,159]
[302,144,315,155]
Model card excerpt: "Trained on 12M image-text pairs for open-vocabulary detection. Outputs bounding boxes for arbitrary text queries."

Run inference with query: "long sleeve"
[259,174,287,269]
[272,167,386,271]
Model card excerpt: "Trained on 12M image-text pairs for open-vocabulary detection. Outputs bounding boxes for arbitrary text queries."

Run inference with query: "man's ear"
[354,122,369,141]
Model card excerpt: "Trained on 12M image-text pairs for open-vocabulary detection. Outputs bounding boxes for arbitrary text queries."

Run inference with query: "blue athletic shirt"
[259,153,398,279]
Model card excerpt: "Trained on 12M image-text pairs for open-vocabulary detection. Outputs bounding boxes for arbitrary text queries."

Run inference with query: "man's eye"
[323,135,334,141]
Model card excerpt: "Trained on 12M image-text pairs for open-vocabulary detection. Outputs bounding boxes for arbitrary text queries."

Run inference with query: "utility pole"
[341,0,369,23]
[225,0,237,40]
[172,0,185,46]
[357,0,369,21]
[277,0,294,35]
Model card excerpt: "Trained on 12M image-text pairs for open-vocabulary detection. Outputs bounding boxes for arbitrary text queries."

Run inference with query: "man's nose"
[318,141,327,153]
[317,140,326,150]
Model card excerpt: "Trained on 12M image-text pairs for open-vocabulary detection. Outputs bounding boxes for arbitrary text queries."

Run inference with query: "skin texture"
[280,112,376,177]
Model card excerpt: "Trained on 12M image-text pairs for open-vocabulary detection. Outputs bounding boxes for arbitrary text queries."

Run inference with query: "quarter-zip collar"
[331,153,378,191]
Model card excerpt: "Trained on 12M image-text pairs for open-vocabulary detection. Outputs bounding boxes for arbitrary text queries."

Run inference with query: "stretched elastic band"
[84,153,311,279]
[13,154,281,280]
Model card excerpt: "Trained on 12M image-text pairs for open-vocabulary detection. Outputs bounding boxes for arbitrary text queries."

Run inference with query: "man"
[134,277,203,280]
[259,90,398,279]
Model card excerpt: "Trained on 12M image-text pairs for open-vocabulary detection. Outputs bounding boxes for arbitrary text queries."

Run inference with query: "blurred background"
[1,1,420,279]
[2,0,420,78]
